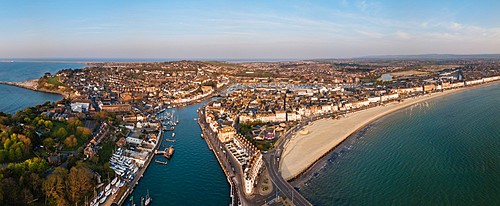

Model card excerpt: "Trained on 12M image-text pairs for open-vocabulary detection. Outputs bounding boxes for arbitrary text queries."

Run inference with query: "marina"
[129,103,230,205]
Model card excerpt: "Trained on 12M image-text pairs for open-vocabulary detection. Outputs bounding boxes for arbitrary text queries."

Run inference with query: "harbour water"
[0,62,84,114]
[300,83,500,205]
[130,103,230,206]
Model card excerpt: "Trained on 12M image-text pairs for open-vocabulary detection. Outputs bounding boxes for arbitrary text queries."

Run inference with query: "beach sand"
[279,86,488,181]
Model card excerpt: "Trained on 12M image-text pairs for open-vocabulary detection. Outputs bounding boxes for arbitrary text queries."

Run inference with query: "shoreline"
[280,81,500,182]
[0,79,70,98]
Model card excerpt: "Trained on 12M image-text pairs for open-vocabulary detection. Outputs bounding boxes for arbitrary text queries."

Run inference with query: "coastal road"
[260,119,313,206]
[259,113,339,206]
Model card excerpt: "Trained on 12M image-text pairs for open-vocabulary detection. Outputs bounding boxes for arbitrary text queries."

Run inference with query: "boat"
[98,191,104,199]
[105,189,111,197]
[144,190,152,206]
[200,133,204,138]
[112,187,118,195]
[119,180,125,188]
[114,179,121,187]
[105,183,111,192]
[164,146,175,159]
[99,196,106,204]
[91,198,98,205]
[166,138,176,142]
[111,177,118,185]
[155,159,168,165]
[172,133,175,138]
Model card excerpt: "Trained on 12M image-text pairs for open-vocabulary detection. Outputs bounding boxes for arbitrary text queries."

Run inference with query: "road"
[261,129,312,206]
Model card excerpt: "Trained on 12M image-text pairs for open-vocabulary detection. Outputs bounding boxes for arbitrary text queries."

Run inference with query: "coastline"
[280,81,500,181]
[0,79,69,98]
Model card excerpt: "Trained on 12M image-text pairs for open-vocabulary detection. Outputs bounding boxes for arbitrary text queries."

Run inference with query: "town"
[0,58,499,206]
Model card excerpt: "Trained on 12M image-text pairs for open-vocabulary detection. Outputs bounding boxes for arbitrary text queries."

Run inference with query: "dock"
[116,129,163,205]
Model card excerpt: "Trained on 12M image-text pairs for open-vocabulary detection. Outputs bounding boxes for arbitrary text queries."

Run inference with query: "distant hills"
[356,54,500,60]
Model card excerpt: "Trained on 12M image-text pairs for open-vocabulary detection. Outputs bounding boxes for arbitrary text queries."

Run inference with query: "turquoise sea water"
[0,62,84,114]
[130,103,230,206]
[300,84,500,205]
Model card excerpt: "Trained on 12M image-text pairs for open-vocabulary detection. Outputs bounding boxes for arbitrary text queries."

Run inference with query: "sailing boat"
[144,190,152,206]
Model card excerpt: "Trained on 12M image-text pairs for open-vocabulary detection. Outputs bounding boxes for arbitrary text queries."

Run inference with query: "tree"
[43,167,69,206]
[44,120,53,129]
[55,127,68,140]
[64,135,77,148]
[77,126,92,139]
[0,150,6,162]
[43,138,55,149]
[0,177,22,205]
[8,148,15,162]
[67,118,83,132]
[14,147,22,161]
[67,163,95,203]
[3,138,12,150]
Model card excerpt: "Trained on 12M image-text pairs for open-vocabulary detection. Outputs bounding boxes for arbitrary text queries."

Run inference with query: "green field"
[46,76,64,86]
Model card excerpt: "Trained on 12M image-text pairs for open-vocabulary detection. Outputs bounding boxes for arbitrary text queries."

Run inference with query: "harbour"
[129,103,230,206]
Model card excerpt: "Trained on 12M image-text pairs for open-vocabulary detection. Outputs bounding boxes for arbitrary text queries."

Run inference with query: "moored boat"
[164,146,175,159]
[144,190,152,206]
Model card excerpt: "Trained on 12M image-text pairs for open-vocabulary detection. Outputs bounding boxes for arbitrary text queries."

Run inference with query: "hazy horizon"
[1,0,500,59]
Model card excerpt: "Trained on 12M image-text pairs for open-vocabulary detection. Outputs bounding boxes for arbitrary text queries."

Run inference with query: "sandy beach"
[279,83,498,181]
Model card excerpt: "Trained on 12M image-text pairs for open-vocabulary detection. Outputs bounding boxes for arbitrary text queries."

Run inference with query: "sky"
[1,0,500,59]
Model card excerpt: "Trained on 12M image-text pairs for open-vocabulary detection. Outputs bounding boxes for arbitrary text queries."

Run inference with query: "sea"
[0,61,84,114]
[300,83,500,205]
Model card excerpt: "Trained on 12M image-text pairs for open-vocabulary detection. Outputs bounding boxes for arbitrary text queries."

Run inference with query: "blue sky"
[1,0,499,59]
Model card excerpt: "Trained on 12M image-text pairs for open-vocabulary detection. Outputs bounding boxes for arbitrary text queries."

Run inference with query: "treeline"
[0,158,96,205]
[0,102,104,205]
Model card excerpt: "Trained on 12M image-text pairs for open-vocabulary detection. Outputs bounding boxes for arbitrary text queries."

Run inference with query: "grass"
[45,76,64,86]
